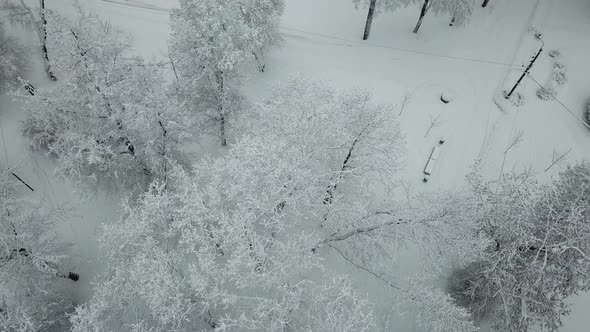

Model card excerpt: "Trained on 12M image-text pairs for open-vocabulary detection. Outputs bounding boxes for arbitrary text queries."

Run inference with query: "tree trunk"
[482,0,490,8]
[157,118,167,183]
[252,49,265,72]
[39,0,56,81]
[362,0,377,40]
[219,111,227,146]
[413,0,430,34]
[18,0,56,80]
[215,71,227,146]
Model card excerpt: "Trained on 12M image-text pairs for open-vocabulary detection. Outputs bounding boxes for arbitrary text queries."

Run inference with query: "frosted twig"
[329,244,407,293]
[399,180,412,208]
[544,148,571,172]
[504,130,524,154]
[496,130,524,193]
[398,95,409,116]
[424,114,441,138]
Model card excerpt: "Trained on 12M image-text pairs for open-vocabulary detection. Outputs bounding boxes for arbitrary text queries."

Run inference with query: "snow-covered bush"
[504,90,525,106]
[536,85,557,100]
[451,163,590,331]
[548,49,561,58]
[537,60,567,101]
[552,62,567,86]
[0,170,75,331]
[23,11,192,193]
[0,23,27,93]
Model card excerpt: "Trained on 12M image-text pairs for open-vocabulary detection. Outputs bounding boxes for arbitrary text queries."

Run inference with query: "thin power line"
[99,0,522,69]
[279,26,523,68]
[100,0,170,13]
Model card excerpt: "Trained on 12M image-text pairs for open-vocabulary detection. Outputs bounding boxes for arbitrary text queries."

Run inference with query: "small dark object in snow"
[67,272,79,281]
[439,139,445,145]
[423,177,429,183]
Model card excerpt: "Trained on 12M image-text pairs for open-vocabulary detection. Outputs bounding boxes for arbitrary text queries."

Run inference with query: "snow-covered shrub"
[505,91,525,106]
[536,85,557,100]
[536,60,567,101]
[453,163,590,331]
[23,11,192,193]
[552,62,567,86]
[548,49,561,58]
[0,170,75,331]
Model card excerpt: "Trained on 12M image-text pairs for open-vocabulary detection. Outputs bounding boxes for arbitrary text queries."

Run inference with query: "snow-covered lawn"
[2,0,590,330]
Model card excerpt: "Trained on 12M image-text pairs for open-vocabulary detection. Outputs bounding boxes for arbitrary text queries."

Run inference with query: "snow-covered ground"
[2,0,590,330]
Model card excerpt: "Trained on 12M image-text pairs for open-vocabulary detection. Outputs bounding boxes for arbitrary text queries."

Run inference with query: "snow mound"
[440,89,455,104]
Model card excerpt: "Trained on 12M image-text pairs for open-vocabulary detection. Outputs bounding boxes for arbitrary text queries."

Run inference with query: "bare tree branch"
[424,114,441,138]
[544,148,571,172]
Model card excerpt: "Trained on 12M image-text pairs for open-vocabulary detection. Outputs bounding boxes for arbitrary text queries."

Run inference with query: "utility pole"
[505,35,543,99]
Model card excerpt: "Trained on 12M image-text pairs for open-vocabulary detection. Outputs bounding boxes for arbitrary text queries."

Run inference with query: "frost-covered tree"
[1,0,56,80]
[72,78,482,331]
[0,23,27,92]
[0,170,77,331]
[354,0,474,35]
[236,0,285,71]
[247,77,483,256]
[23,11,192,193]
[170,0,260,146]
[70,156,377,331]
[449,162,590,331]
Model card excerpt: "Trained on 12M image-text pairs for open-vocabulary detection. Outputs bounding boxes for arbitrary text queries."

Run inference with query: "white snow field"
[1,0,590,330]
